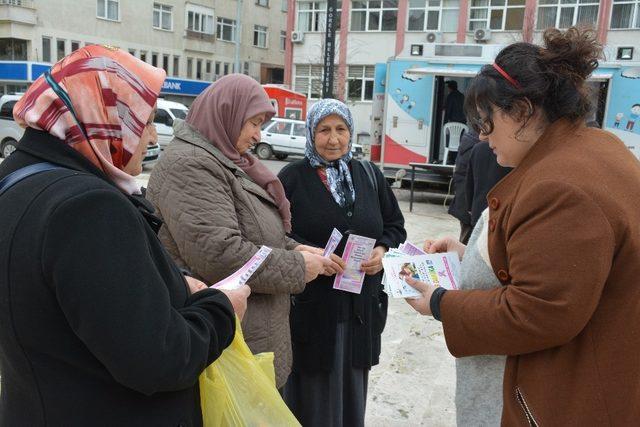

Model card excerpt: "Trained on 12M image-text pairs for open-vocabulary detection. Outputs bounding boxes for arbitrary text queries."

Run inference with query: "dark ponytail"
[465,27,603,136]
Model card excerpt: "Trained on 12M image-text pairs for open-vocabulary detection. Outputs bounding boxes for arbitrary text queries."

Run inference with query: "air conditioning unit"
[473,28,491,42]
[425,32,442,43]
[291,31,304,44]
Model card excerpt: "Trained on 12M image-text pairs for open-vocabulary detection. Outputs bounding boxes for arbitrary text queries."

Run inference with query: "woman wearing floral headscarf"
[146,74,343,390]
[278,99,406,427]
[0,46,247,425]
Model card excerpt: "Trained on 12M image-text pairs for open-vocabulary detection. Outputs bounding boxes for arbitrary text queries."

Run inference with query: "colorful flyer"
[333,234,376,294]
[323,228,343,258]
[400,241,427,256]
[212,246,272,290]
[381,252,461,298]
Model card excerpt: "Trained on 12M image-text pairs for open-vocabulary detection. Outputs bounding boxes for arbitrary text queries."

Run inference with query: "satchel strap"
[0,162,66,197]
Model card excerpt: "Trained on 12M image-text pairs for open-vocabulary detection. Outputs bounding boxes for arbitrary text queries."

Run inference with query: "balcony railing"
[0,0,36,25]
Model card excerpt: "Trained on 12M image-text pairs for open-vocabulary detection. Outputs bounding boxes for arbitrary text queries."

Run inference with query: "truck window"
[0,100,17,120]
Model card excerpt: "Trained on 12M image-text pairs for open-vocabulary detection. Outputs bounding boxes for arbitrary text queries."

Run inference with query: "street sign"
[322,0,337,99]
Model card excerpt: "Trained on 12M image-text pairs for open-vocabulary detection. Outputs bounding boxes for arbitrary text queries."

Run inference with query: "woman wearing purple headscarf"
[146,74,343,389]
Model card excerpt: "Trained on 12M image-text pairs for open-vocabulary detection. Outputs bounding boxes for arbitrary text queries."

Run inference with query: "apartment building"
[285,0,640,138]
[0,0,288,103]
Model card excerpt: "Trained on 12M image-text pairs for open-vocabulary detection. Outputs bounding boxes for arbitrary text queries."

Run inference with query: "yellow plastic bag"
[199,317,301,427]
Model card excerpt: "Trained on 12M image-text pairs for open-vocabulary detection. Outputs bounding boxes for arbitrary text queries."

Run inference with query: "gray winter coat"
[146,120,306,388]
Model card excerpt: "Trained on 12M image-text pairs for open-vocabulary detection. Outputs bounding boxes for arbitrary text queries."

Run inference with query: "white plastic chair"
[442,122,469,165]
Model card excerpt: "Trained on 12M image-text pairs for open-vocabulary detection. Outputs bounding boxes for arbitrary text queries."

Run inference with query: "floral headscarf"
[305,98,355,207]
[13,45,165,194]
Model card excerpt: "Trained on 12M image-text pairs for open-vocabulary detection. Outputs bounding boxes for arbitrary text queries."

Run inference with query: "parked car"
[153,98,188,150]
[0,93,161,164]
[255,117,363,160]
[0,94,24,158]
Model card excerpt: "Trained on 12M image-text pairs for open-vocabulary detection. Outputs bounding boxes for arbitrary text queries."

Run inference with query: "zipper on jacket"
[515,387,539,427]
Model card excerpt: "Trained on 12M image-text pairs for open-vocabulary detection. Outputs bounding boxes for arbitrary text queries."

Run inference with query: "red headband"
[492,63,521,90]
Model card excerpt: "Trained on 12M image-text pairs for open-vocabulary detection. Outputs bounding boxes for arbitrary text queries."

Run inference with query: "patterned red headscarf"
[13,45,165,194]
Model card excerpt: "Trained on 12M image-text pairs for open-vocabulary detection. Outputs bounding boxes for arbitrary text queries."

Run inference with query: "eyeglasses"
[470,116,492,136]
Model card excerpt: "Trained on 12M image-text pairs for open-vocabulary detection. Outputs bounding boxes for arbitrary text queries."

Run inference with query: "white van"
[154,99,188,150]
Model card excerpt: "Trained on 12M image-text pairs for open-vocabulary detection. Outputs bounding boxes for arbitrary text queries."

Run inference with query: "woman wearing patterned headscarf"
[0,46,248,425]
[146,74,344,390]
[278,98,406,427]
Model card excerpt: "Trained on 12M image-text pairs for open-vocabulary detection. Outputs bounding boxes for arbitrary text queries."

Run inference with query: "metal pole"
[322,0,337,98]
[235,0,242,73]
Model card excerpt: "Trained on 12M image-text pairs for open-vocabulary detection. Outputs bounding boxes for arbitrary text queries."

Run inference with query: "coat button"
[488,218,496,232]
[489,197,500,210]
[497,269,509,281]
[347,211,353,217]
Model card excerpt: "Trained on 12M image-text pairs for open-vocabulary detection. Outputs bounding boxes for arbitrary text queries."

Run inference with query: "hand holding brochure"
[333,234,376,294]
[212,246,272,290]
[381,242,460,298]
[323,228,343,258]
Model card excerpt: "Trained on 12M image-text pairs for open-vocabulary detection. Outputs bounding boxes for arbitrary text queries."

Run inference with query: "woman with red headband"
[406,27,640,425]
[0,46,249,425]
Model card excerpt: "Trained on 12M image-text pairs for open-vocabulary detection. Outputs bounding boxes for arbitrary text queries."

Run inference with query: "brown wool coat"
[441,120,640,426]
[146,120,306,388]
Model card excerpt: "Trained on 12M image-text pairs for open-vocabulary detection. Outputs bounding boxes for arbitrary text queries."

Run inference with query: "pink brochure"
[333,234,376,294]
[323,228,343,258]
[211,246,272,290]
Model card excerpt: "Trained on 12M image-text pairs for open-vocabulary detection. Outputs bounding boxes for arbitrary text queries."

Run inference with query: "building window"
[298,1,342,32]
[294,64,338,99]
[151,52,158,67]
[610,0,640,29]
[0,38,27,61]
[351,0,398,31]
[71,41,80,52]
[57,39,66,61]
[187,6,214,34]
[128,49,136,56]
[42,37,51,63]
[196,59,203,80]
[282,0,288,11]
[140,51,147,62]
[408,0,460,32]
[280,30,287,50]
[254,25,268,48]
[223,63,230,75]
[215,61,221,77]
[206,60,212,75]
[536,0,599,30]
[217,17,237,41]
[256,0,269,6]
[187,57,193,78]
[97,0,119,21]
[244,62,250,75]
[163,54,169,73]
[347,66,375,102]
[153,3,173,31]
[469,0,525,31]
[173,55,180,76]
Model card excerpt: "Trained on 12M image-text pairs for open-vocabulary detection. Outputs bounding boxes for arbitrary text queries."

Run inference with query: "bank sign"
[161,78,211,96]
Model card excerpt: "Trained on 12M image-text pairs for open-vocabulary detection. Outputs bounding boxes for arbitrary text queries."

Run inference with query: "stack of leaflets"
[381,242,461,299]
[211,246,273,290]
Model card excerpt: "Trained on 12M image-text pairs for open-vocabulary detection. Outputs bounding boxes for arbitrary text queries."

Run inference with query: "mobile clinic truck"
[370,42,640,172]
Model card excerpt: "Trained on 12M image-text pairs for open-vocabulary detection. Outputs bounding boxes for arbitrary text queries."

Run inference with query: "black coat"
[0,129,236,427]
[465,141,512,227]
[447,130,479,224]
[278,159,406,373]
[444,90,466,124]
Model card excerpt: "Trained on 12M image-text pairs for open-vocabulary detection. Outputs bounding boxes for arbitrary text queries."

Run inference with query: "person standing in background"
[448,129,480,244]
[444,80,466,125]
